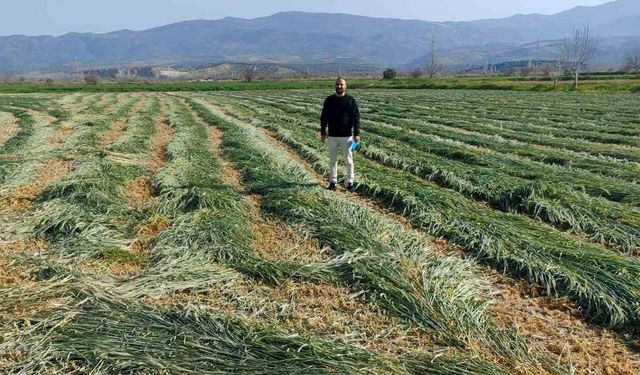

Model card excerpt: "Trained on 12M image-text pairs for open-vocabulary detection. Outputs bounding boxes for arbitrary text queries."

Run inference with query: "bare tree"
[540,63,553,77]
[550,62,564,89]
[243,65,257,82]
[520,66,534,77]
[409,68,423,78]
[560,25,597,89]
[624,49,640,73]
[425,38,440,78]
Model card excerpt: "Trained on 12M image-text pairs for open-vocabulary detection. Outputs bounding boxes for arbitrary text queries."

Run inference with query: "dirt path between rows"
[204,97,640,375]
[100,96,147,147]
[125,95,174,257]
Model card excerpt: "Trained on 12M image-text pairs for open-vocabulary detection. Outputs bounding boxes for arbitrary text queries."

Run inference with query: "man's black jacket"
[320,94,360,137]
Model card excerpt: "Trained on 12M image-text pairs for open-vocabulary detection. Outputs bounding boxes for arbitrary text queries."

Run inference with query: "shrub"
[84,74,99,85]
[382,68,397,80]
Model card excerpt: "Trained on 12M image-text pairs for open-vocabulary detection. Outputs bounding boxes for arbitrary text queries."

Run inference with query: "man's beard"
[335,88,344,95]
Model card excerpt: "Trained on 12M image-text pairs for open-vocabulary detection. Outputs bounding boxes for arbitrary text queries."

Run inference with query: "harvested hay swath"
[3,91,640,374]
[223,100,640,331]
[188,98,565,374]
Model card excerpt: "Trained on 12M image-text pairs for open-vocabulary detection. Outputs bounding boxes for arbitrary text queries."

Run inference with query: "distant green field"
[1,74,639,93]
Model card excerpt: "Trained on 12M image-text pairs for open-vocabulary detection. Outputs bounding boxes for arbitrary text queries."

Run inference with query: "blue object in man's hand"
[350,140,360,152]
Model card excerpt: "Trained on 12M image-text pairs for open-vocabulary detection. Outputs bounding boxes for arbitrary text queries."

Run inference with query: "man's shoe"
[346,182,353,191]
[327,182,336,191]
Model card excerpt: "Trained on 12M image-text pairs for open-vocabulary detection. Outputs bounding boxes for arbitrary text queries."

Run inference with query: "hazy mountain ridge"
[0,0,638,73]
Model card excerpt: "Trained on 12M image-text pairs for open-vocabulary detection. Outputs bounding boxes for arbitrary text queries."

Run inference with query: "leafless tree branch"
[559,24,597,89]
[624,49,640,73]
[426,38,440,78]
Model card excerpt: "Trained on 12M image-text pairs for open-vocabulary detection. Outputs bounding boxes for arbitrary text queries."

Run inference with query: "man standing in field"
[320,77,360,191]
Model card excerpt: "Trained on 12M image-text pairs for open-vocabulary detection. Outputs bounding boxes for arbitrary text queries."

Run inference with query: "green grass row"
[357,90,640,137]
[5,277,518,375]
[1,74,638,93]
[0,106,35,157]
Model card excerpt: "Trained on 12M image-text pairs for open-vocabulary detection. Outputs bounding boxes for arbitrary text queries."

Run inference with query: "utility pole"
[75,56,81,82]
[535,39,540,70]
[426,37,440,78]
[431,38,436,73]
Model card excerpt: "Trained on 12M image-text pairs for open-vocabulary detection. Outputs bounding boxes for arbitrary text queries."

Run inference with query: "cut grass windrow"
[249,93,640,207]
[148,97,298,283]
[205,97,640,331]
[0,107,36,174]
[21,95,148,255]
[362,104,640,162]
[360,109,640,183]
[108,96,160,156]
[0,95,53,114]
[234,90,638,186]
[3,95,512,375]
[324,90,640,161]
[117,97,517,373]
[2,278,513,375]
[188,98,564,374]
[237,98,640,253]
[0,110,58,191]
[0,111,19,149]
[355,131,640,253]
[358,116,640,200]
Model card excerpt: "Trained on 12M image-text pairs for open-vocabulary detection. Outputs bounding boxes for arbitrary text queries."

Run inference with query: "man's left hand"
[354,136,360,142]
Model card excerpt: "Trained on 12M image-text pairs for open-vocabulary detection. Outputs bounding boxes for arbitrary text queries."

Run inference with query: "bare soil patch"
[0,158,74,213]
[246,193,330,264]
[0,112,19,149]
[0,255,30,288]
[490,273,640,375]
[148,98,173,174]
[80,258,145,278]
[0,239,47,288]
[49,122,74,149]
[131,215,171,254]
[124,176,154,208]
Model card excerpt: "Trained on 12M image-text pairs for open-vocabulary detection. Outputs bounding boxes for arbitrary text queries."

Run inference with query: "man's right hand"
[321,133,327,142]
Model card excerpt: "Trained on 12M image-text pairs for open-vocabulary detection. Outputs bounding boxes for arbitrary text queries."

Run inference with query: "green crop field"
[1,89,638,374]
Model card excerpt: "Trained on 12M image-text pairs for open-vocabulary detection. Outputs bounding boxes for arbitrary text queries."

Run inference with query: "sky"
[0,0,611,36]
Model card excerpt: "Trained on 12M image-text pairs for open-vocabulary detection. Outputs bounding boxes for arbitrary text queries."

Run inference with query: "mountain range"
[0,0,639,74]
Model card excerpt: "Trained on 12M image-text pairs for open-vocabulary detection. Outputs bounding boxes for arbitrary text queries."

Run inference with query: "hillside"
[0,0,638,72]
